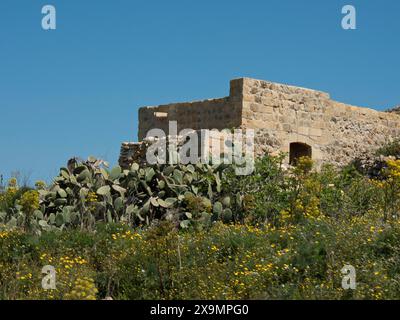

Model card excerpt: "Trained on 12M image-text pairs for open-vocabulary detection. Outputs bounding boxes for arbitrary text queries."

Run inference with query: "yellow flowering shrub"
[0,178,19,210]
[86,191,98,213]
[1,216,400,300]
[35,181,47,190]
[372,159,400,220]
[20,190,40,215]
[2,153,400,300]
[64,277,98,300]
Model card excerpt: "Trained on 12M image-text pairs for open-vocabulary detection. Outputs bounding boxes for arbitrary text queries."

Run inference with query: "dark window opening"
[289,142,312,165]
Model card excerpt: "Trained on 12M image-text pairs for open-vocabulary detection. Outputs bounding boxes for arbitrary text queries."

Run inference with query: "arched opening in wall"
[289,142,312,165]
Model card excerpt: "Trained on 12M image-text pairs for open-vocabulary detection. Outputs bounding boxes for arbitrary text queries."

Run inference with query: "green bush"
[376,139,400,158]
[1,214,400,300]
[1,148,400,300]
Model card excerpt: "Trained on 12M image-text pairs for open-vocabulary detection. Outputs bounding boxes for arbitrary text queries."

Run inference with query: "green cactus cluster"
[0,157,238,233]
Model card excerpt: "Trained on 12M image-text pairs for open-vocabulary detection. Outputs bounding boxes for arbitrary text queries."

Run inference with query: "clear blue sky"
[0,0,399,183]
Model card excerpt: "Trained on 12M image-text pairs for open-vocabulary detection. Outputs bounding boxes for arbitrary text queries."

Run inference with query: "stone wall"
[125,77,400,168]
[138,91,242,140]
[239,78,400,166]
[120,130,236,169]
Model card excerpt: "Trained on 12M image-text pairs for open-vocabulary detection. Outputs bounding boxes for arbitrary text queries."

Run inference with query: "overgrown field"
[2,141,400,300]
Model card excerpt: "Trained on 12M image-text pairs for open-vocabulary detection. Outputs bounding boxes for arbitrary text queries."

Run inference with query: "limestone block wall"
[138,92,242,141]
[120,129,240,169]
[127,77,400,168]
[239,78,400,166]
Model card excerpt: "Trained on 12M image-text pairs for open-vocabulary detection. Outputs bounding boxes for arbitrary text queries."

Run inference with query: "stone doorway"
[289,142,312,165]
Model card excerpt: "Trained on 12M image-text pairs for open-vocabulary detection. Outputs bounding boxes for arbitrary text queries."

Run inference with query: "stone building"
[120,77,400,168]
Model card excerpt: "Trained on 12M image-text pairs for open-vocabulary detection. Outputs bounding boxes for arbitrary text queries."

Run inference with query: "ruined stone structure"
[120,78,400,168]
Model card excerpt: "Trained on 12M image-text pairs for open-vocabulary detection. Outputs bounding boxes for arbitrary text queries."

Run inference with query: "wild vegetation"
[1,142,400,300]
